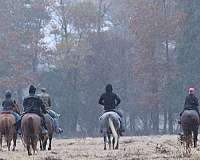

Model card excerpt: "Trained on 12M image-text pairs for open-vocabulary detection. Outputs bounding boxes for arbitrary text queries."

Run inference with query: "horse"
[0,113,17,151]
[40,114,54,151]
[21,113,45,155]
[99,111,121,150]
[180,110,199,153]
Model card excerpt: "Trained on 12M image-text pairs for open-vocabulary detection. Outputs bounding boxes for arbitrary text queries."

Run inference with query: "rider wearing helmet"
[99,84,125,135]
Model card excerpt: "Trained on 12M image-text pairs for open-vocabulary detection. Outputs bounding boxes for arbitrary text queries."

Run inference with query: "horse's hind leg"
[112,137,115,149]
[193,128,198,148]
[48,134,52,150]
[7,137,11,151]
[103,134,107,150]
[27,137,32,156]
[108,134,111,149]
[12,133,17,151]
[0,133,2,151]
[39,138,43,150]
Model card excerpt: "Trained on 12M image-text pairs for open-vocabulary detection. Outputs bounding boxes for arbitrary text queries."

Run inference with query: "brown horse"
[21,113,43,155]
[0,113,17,151]
[180,110,199,153]
[40,114,54,150]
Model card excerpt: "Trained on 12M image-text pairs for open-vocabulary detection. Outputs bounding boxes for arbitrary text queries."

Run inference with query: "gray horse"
[180,110,199,151]
[99,111,120,150]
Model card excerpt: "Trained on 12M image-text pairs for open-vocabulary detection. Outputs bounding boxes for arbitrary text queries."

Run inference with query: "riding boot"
[54,118,63,134]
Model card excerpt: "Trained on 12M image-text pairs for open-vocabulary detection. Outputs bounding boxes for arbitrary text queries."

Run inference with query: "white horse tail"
[108,117,118,148]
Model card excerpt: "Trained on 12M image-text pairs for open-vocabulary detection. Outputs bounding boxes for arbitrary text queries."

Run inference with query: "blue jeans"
[48,109,60,118]
[12,112,21,122]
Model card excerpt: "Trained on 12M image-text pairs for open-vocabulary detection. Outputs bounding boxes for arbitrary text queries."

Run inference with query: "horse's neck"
[13,104,21,114]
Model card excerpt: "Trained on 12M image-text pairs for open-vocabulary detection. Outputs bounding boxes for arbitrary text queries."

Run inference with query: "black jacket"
[23,95,47,114]
[99,92,121,111]
[184,94,199,111]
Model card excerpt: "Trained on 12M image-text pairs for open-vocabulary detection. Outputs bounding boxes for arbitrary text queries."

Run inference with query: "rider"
[2,90,21,134]
[180,87,200,118]
[98,84,125,135]
[23,85,48,134]
[37,88,63,134]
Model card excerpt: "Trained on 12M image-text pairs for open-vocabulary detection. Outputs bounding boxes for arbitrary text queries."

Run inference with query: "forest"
[0,0,199,137]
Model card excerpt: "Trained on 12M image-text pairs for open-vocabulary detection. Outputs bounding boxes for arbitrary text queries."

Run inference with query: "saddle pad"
[1,111,12,114]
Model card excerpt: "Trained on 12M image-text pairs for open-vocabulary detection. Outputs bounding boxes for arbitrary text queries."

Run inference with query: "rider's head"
[188,87,195,95]
[5,90,11,99]
[105,84,113,93]
[41,88,46,93]
[29,85,36,95]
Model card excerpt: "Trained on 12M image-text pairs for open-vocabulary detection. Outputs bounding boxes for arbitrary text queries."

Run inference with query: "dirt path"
[0,135,200,160]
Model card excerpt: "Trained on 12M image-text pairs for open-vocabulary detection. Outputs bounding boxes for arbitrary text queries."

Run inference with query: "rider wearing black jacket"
[180,87,200,117]
[99,84,124,134]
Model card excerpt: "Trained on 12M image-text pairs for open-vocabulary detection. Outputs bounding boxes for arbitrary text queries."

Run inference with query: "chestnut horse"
[0,103,20,151]
[180,110,199,153]
[0,113,17,151]
[21,113,44,155]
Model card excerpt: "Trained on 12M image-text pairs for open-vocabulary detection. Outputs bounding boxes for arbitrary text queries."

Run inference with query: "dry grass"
[0,135,200,160]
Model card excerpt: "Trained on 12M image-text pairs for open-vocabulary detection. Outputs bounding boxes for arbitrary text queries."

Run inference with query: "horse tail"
[27,117,34,135]
[108,117,118,148]
[4,117,11,141]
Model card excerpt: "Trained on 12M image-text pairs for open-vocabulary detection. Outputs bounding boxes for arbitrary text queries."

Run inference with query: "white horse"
[99,111,121,150]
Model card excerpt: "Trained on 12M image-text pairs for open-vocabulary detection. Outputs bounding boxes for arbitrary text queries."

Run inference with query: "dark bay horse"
[21,113,44,155]
[0,113,17,151]
[99,111,121,150]
[40,114,54,150]
[180,110,199,152]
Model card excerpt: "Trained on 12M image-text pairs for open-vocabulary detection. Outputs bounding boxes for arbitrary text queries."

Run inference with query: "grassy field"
[0,135,200,160]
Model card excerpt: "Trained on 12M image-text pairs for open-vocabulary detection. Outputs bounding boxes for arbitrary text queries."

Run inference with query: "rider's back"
[184,94,199,110]
[23,95,42,113]
[99,92,120,111]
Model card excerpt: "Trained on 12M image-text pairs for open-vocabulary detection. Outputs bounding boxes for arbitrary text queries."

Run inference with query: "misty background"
[0,0,199,137]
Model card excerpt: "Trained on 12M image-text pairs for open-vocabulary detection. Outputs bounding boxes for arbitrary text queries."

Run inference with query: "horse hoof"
[48,147,51,150]
[12,148,15,151]
[33,151,38,155]
[28,153,32,156]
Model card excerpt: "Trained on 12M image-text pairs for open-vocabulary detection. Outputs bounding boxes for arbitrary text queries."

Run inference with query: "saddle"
[1,111,12,114]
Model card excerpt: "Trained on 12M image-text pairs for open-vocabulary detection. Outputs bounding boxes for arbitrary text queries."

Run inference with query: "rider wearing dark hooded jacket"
[23,85,48,133]
[99,84,124,133]
[99,84,121,112]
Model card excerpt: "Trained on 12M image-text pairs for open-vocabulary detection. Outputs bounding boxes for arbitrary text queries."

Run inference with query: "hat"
[29,85,36,94]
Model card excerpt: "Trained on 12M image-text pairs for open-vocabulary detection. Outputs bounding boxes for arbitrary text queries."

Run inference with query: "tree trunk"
[163,109,167,134]
[168,108,173,134]
[130,112,136,134]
